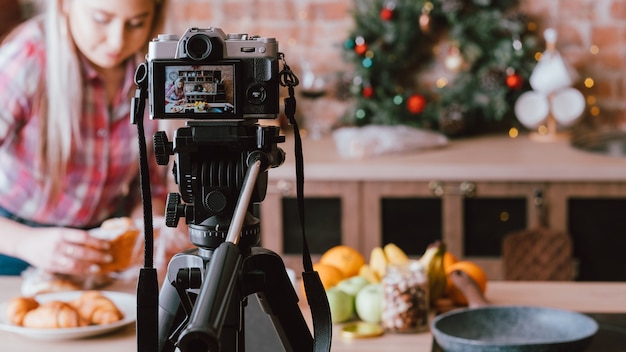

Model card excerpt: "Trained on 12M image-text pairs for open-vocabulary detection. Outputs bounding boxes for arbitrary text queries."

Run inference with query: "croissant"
[22,301,88,328]
[71,291,124,325]
[5,297,39,325]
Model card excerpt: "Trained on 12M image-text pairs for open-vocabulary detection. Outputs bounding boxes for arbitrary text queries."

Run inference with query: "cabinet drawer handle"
[429,181,476,197]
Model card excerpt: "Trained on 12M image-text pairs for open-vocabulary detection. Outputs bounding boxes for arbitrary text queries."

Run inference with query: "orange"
[445,260,488,306]
[309,262,345,291]
[443,251,458,271]
[319,245,366,278]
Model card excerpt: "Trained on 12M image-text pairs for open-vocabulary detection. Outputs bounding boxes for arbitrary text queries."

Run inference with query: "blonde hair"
[40,0,167,201]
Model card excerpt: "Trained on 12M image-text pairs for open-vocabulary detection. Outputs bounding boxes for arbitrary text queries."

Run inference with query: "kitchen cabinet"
[173,69,226,103]
[259,133,626,280]
[546,182,626,281]
[260,180,361,272]
[360,181,546,279]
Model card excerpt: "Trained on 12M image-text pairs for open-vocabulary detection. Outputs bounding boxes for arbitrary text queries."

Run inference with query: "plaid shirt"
[0,19,166,228]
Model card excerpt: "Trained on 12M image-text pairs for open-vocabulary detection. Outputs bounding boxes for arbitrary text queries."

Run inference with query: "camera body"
[147,27,280,119]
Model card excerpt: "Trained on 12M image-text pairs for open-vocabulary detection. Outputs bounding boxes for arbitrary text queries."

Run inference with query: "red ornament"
[407,94,427,114]
[355,43,367,55]
[506,73,523,90]
[380,7,394,21]
[362,86,374,98]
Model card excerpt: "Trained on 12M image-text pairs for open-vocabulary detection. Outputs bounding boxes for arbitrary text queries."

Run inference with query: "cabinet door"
[362,181,543,280]
[547,182,626,281]
[361,181,440,257]
[260,180,360,275]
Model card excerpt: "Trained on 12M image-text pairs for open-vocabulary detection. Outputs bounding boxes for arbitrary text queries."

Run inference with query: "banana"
[383,243,410,265]
[369,247,388,279]
[358,264,381,283]
[419,241,448,305]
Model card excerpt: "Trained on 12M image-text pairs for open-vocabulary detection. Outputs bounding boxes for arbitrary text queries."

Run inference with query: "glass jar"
[381,259,429,333]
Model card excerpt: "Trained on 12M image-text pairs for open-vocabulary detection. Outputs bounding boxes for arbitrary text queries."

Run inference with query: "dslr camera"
[147,27,280,120]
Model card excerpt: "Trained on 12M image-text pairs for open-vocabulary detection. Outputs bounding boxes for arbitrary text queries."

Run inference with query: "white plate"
[0,291,136,340]
[169,105,184,113]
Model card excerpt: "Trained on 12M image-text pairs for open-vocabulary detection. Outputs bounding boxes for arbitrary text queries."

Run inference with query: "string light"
[586,96,596,105]
[537,125,548,135]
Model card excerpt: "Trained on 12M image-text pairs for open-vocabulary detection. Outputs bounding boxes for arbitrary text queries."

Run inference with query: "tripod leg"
[158,251,205,352]
[242,247,314,352]
[219,293,246,352]
[158,279,183,352]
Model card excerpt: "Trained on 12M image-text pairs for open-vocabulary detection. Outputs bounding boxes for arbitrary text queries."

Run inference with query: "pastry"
[5,296,39,325]
[21,277,81,296]
[90,217,142,272]
[70,291,124,325]
[6,291,124,328]
[22,301,88,328]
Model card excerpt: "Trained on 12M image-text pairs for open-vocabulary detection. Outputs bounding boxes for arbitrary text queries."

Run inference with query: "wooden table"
[1,276,625,351]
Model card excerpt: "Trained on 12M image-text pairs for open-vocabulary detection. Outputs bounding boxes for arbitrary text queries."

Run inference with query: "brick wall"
[17,0,626,129]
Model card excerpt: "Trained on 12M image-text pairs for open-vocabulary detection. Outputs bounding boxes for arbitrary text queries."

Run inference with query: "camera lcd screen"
[151,61,238,119]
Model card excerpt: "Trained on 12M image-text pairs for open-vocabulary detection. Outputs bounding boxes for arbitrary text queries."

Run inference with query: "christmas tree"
[342,0,540,136]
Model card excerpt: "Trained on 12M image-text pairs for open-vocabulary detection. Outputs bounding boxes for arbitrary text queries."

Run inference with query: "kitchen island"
[0,276,625,351]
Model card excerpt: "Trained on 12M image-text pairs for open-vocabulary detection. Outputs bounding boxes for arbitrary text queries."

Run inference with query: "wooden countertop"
[269,133,626,182]
[1,276,625,351]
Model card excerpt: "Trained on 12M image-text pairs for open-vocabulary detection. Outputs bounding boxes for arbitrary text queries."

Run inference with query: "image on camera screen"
[163,64,235,116]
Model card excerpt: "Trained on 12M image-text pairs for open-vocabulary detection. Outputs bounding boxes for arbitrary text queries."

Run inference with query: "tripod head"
[154,119,285,251]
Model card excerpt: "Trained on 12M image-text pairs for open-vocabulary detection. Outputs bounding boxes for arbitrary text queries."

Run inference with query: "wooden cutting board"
[502,226,575,280]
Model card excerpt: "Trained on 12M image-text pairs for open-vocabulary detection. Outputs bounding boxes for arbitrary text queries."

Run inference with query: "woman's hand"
[18,227,113,276]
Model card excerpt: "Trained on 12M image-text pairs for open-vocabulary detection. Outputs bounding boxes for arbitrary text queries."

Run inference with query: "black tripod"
[154,120,314,352]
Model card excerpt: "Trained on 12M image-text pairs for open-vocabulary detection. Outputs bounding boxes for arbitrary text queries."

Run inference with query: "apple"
[336,275,370,297]
[355,283,384,324]
[326,287,355,323]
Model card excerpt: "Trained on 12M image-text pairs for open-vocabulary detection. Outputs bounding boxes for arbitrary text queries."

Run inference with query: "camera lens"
[185,34,212,60]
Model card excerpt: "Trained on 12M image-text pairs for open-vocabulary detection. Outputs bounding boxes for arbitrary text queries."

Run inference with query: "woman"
[0,0,176,276]
[166,77,186,105]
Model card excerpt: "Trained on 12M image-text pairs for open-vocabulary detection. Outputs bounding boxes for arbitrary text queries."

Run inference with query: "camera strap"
[279,53,332,352]
[131,62,159,352]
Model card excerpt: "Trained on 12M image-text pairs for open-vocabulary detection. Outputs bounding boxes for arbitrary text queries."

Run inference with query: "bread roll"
[22,301,88,328]
[21,278,81,297]
[70,291,124,325]
[5,297,39,325]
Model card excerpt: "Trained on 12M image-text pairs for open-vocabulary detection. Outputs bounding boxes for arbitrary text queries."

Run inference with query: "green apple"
[355,283,384,324]
[336,275,370,297]
[326,286,355,323]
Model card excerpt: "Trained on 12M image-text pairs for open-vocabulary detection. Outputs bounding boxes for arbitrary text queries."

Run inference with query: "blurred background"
[5,0,626,136]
